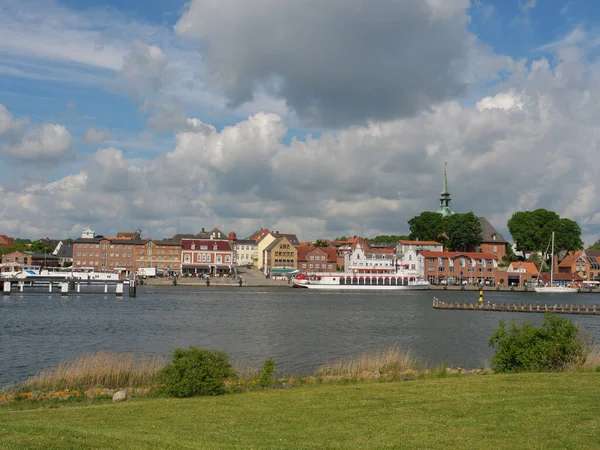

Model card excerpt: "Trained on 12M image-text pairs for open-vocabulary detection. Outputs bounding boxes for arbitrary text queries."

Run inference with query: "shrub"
[257,360,275,388]
[488,314,591,373]
[157,347,236,398]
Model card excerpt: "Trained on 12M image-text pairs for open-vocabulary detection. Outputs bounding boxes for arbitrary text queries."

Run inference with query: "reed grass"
[315,346,420,378]
[580,347,600,371]
[18,352,167,392]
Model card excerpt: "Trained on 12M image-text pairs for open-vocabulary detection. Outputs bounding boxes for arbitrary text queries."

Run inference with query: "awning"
[182,264,211,269]
[270,268,300,275]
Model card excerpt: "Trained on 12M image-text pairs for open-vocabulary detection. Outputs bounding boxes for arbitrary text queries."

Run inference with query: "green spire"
[438,162,454,217]
[441,162,449,195]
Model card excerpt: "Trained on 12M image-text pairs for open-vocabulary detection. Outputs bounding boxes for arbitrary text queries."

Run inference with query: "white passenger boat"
[293,266,430,291]
[0,266,120,282]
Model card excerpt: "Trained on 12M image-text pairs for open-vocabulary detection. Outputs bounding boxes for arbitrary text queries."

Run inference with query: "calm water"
[2,287,600,386]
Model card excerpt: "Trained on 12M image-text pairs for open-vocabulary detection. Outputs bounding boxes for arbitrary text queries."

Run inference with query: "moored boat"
[293,268,429,290]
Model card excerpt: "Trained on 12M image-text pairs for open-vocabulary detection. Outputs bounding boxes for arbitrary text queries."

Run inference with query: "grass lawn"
[2,373,600,449]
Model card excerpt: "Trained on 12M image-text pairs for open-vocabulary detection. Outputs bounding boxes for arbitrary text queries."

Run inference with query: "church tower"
[437,162,455,217]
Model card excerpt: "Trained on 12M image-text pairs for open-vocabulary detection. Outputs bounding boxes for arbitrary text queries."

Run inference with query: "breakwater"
[432,297,600,315]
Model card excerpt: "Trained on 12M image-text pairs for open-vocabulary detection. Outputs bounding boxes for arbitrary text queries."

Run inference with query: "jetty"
[432,297,600,315]
[1,278,137,297]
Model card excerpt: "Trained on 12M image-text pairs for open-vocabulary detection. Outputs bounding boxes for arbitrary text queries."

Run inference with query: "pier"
[432,297,600,315]
[1,278,137,297]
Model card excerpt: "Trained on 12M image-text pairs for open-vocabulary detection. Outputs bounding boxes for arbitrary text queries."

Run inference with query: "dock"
[432,297,600,315]
[1,278,137,297]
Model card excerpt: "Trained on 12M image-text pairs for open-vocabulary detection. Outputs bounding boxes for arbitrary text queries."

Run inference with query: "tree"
[408,212,445,243]
[0,241,29,256]
[527,252,545,272]
[29,241,54,254]
[500,245,519,266]
[488,314,591,373]
[314,239,329,247]
[367,235,409,244]
[444,212,483,252]
[334,236,349,242]
[508,209,582,254]
[588,240,600,251]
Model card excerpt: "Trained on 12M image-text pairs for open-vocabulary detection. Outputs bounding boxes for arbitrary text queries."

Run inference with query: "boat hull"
[534,286,578,294]
[293,282,429,290]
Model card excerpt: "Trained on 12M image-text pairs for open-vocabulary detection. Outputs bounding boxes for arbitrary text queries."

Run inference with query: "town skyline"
[1,0,599,246]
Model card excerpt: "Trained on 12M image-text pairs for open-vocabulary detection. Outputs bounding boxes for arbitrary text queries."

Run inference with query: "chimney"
[202,228,205,233]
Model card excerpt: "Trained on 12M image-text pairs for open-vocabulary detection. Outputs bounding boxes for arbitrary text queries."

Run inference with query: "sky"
[0,0,599,245]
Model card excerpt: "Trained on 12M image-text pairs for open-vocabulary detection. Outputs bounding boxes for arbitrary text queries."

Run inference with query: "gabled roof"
[558,250,584,268]
[508,262,538,273]
[307,246,337,262]
[420,251,498,260]
[181,239,232,251]
[247,228,271,241]
[0,235,15,246]
[264,237,284,252]
[479,217,507,244]
[272,232,300,246]
[538,272,583,282]
[296,246,312,262]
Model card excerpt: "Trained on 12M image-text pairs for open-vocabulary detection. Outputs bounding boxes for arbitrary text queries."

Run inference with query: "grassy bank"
[2,373,600,449]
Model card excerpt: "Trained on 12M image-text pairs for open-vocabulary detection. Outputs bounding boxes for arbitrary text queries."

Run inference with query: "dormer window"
[213,244,218,250]
[191,243,196,250]
[492,234,496,240]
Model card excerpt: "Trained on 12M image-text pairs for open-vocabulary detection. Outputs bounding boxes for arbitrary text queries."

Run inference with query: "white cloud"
[82,127,112,145]
[111,40,167,99]
[0,104,73,163]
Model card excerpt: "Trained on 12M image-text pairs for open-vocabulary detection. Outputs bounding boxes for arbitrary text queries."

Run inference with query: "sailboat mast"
[550,232,554,286]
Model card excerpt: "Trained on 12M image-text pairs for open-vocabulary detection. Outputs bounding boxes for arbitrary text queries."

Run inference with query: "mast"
[550,232,554,286]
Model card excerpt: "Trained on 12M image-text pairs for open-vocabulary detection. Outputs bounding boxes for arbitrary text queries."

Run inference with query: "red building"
[181,239,234,276]
[419,251,499,286]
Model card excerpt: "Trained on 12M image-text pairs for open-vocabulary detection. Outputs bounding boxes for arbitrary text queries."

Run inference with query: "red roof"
[509,262,539,273]
[538,272,583,282]
[399,240,442,246]
[181,239,232,251]
[296,246,312,262]
[558,250,583,268]
[0,235,15,246]
[420,251,498,260]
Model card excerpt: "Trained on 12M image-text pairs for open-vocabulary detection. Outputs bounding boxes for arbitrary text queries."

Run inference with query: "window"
[321,256,325,260]
[309,255,314,260]
[225,256,231,263]
[493,246,497,253]
[184,255,191,263]
[309,264,313,269]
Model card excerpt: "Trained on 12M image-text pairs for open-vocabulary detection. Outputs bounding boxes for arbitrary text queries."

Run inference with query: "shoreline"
[140,278,600,293]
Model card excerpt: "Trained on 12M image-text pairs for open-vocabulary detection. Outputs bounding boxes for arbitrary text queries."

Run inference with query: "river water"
[2,287,599,386]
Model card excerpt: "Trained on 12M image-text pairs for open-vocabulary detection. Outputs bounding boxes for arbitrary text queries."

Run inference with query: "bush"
[257,360,275,388]
[157,347,236,398]
[488,314,591,373]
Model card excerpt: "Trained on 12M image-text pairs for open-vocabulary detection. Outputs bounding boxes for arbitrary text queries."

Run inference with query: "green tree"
[29,241,54,253]
[334,236,349,242]
[408,212,445,243]
[500,245,519,266]
[0,241,29,256]
[488,314,591,373]
[588,240,600,250]
[527,252,545,272]
[508,209,582,254]
[367,235,409,244]
[314,239,329,247]
[444,212,482,252]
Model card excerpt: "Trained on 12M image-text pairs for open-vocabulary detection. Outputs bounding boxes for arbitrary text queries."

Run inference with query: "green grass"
[2,373,600,449]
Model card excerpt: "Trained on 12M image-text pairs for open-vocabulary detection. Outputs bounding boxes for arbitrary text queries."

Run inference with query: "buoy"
[478,289,483,303]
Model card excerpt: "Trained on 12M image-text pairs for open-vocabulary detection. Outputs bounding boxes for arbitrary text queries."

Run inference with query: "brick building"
[181,238,234,276]
[418,251,498,285]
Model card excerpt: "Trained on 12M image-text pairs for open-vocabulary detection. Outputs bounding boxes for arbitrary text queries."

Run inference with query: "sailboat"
[534,232,577,293]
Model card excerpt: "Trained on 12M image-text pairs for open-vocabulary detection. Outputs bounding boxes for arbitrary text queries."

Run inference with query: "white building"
[236,239,258,267]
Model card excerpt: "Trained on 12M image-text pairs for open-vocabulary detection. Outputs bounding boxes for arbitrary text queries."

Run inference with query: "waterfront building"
[263,236,298,274]
[181,238,234,276]
[135,238,182,276]
[558,249,600,282]
[476,217,508,261]
[236,238,258,267]
[344,237,396,272]
[1,250,60,271]
[418,251,498,285]
[504,261,539,287]
[302,246,337,272]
